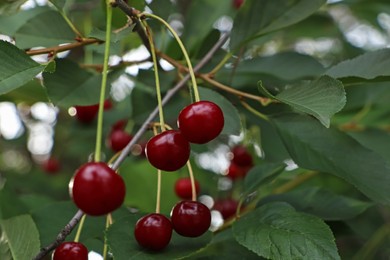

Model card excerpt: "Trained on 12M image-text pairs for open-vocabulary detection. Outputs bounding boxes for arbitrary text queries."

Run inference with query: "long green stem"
[94,2,113,162]
[74,214,86,242]
[103,214,112,260]
[186,161,197,201]
[156,170,162,213]
[141,13,200,102]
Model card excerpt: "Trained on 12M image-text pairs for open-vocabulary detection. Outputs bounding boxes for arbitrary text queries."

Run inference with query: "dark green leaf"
[0,7,49,35]
[260,187,373,220]
[0,186,29,220]
[231,0,326,49]
[233,202,340,260]
[271,113,390,205]
[0,40,45,95]
[259,76,346,127]
[0,215,40,260]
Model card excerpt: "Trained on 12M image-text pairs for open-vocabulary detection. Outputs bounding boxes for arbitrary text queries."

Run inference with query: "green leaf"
[0,40,45,95]
[233,202,340,260]
[260,187,373,220]
[271,113,390,205]
[0,7,49,35]
[242,163,286,198]
[0,186,29,220]
[0,215,40,260]
[106,214,212,260]
[259,76,346,127]
[231,0,326,49]
[0,0,27,15]
[326,49,390,80]
[199,87,242,136]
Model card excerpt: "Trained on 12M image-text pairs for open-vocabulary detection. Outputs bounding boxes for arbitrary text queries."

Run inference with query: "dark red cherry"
[226,162,246,180]
[74,104,99,124]
[174,177,200,200]
[171,201,211,237]
[231,145,253,167]
[108,129,133,152]
[213,198,239,219]
[111,119,127,131]
[177,101,224,144]
[134,213,172,251]
[232,0,244,9]
[70,162,126,216]
[103,99,113,110]
[42,157,60,174]
[52,242,88,260]
[146,130,190,171]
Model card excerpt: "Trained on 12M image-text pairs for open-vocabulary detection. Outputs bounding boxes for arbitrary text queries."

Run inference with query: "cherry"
[232,0,244,9]
[74,104,99,124]
[70,162,126,216]
[171,200,211,237]
[108,129,133,152]
[103,99,113,110]
[231,145,253,167]
[112,119,127,131]
[41,157,60,174]
[226,162,246,180]
[174,177,200,200]
[213,198,239,219]
[145,130,190,171]
[52,242,88,260]
[177,101,224,144]
[134,213,172,251]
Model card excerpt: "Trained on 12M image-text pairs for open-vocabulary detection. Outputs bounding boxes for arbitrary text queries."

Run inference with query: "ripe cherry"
[231,145,253,167]
[146,130,190,171]
[52,242,88,260]
[171,201,211,237]
[177,101,224,144]
[74,104,99,124]
[42,157,60,174]
[134,213,172,251]
[232,0,244,9]
[70,162,126,216]
[174,177,200,200]
[103,99,113,110]
[213,198,239,219]
[226,162,246,180]
[108,129,133,152]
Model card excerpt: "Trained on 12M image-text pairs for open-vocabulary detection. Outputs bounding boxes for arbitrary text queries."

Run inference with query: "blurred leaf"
[107,214,212,260]
[0,186,28,220]
[271,113,390,205]
[0,215,40,260]
[89,27,134,43]
[326,49,390,80]
[259,76,346,127]
[242,163,286,198]
[0,0,27,15]
[231,0,326,49]
[0,40,45,95]
[0,7,49,35]
[260,187,373,220]
[233,202,340,259]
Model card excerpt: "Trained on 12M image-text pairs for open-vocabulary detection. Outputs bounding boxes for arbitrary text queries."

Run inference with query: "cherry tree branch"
[26,38,102,56]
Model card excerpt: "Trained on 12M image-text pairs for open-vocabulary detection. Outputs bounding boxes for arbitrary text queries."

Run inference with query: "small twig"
[26,38,102,56]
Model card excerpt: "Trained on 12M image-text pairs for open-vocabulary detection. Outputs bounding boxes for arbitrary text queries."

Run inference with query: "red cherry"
[232,0,244,9]
[177,101,224,144]
[226,162,246,180]
[213,198,239,219]
[231,145,253,167]
[74,104,99,124]
[52,242,88,260]
[146,130,190,171]
[171,201,211,237]
[134,213,172,251]
[70,162,126,216]
[112,119,128,131]
[174,177,200,200]
[108,129,133,152]
[104,99,113,110]
[42,157,60,174]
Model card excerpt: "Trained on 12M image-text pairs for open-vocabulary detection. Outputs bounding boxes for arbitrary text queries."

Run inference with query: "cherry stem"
[186,161,197,201]
[142,20,166,132]
[156,170,162,214]
[102,214,112,260]
[94,1,113,162]
[240,99,270,121]
[141,12,200,102]
[73,214,86,242]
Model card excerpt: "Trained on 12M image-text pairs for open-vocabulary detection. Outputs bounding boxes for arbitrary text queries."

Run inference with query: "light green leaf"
[231,0,326,49]
[271,113,390,205]
[233,202,340,260]
[0,215,40,260]
[0,0,27,15]
[260,187,373,220]
[326,49,390,80]
[0,40,45,95]
[259,75,346,127]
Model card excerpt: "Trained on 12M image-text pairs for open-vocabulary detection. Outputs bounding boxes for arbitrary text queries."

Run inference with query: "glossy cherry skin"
[52,242,88,260]
[74,104,99,124]
[231,145,253,167]
[213,198,239,219]
[174,177,200,200]
[134,213,172,251]
[146,130,190,171]
[177,101,224,144]
[171,201,211,237]
[42,157,60,174]
[108,129,133,152]
[70,162,126,216]
[232,0,244,9]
